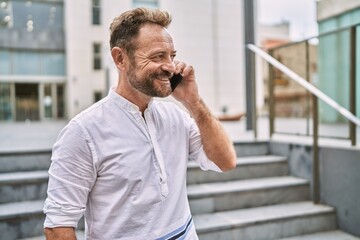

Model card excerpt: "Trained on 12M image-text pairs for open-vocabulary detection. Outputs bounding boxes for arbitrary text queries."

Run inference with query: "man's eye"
[153,54,164,60]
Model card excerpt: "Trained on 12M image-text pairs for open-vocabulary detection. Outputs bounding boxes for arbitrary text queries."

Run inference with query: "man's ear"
[111,47,128,70]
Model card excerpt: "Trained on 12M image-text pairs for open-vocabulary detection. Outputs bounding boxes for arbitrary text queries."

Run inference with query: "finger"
[174,61,186,75]
[181,64,194,77]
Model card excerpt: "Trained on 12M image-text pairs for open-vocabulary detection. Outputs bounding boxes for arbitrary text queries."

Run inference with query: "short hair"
[109,8,172,55]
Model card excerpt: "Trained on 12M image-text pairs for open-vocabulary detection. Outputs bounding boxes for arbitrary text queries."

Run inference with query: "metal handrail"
[247,33,359,203]
[247,44,360,127]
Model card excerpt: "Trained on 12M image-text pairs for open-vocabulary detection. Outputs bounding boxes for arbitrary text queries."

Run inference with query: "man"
[43,7,236,240]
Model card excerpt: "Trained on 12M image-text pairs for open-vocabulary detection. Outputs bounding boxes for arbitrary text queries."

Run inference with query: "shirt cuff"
[43,199,85,228]
[195,147,222,173]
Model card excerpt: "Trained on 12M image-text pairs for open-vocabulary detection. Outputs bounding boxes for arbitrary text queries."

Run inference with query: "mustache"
[149,71,172,79]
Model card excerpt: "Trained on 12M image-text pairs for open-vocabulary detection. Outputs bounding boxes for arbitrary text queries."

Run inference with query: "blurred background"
[2,0,359,148]
[0,0,317,123]
[0,0,321,147]
[1,1,360,239]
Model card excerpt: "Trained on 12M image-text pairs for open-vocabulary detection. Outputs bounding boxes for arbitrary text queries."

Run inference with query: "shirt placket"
[144,109,169,198]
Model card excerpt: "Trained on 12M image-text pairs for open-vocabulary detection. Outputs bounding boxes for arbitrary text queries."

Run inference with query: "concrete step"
[0,200,45,240]
[3,199,336,239]
[277,230,360,240]
[233,141,269,157]
[19,230,360,240]
[194,201,336,240]
[0,171,48,204]
[187,155,288,184]
[0,200,85,240]
[0,155,288,204]
[0,150,51,173]
[188,176,309,214]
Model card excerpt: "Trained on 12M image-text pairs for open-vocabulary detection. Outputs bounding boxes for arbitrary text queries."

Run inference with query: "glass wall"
[0,1,12,28]
[0,82,66,121]
[15,83,39,121]
[318,8,360,121]
[0,82,12,121]
[133,0,158,8]
[0,50,10,74]
[0,49,66,76]
[42,52,66,75]
[13,51,41,75]
[1,0,64,31]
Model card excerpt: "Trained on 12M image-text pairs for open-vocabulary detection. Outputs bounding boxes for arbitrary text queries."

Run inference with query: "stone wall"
[269,140,360,237]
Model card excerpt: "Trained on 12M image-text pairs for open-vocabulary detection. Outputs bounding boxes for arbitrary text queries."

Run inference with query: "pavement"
[0,116,359,152]
[0,120,68,152]
[0,117,261,152]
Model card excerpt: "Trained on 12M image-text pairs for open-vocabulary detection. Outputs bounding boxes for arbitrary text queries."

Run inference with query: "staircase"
[0,142,359,239]
[0,150,51,240]
[187,141,360,240]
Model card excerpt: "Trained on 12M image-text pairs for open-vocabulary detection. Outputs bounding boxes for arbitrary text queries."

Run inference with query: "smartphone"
[170,74,183,91]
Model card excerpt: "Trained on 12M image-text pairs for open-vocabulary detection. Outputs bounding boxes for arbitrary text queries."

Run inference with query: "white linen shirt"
[43,89,221,240]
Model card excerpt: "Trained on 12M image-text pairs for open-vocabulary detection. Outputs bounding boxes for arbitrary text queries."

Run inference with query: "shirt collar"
[108,88,154,112]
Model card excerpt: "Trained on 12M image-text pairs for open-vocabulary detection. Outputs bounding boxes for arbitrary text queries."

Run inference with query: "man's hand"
[171,61,200,108]
[44,227,76,240]
[171,61,237,171]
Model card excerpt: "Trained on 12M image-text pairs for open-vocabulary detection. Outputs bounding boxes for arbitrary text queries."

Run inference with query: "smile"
[156,77,170,82]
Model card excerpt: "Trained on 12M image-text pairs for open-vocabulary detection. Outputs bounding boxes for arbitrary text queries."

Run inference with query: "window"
[56,84,65,118]
[92,0,100,25]
[0,50,10,74]
[15,83,39,121]
[11,50,66,76]
[44,84,52,118]
[0,82,12,121]
[93,43,101,70]
[42,52,66,76]
[0,1,11,28]
[13,51,41,75]
[8,1,64,31]
[133,0,158,8]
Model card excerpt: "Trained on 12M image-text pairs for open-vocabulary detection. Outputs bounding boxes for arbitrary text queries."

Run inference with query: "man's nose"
[161,57,176,73]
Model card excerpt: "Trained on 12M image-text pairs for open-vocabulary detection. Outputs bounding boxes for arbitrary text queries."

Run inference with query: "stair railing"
[247,25,360,203]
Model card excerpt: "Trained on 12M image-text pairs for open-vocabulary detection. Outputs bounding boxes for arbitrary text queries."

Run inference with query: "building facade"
[256,21,290,115]
[0,0,246,121]
[0,0,66,121]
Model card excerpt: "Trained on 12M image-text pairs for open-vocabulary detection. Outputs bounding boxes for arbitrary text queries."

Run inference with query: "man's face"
[126,23,177,98]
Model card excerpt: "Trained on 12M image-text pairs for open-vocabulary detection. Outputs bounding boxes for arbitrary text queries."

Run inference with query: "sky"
[257,0,318,40]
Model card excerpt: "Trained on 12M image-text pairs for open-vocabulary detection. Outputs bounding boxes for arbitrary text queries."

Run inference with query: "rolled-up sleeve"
[43,120,97,228]
[187,118,222,173]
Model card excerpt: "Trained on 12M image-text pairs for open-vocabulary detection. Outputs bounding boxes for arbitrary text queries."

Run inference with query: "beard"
[127,62,172,98]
